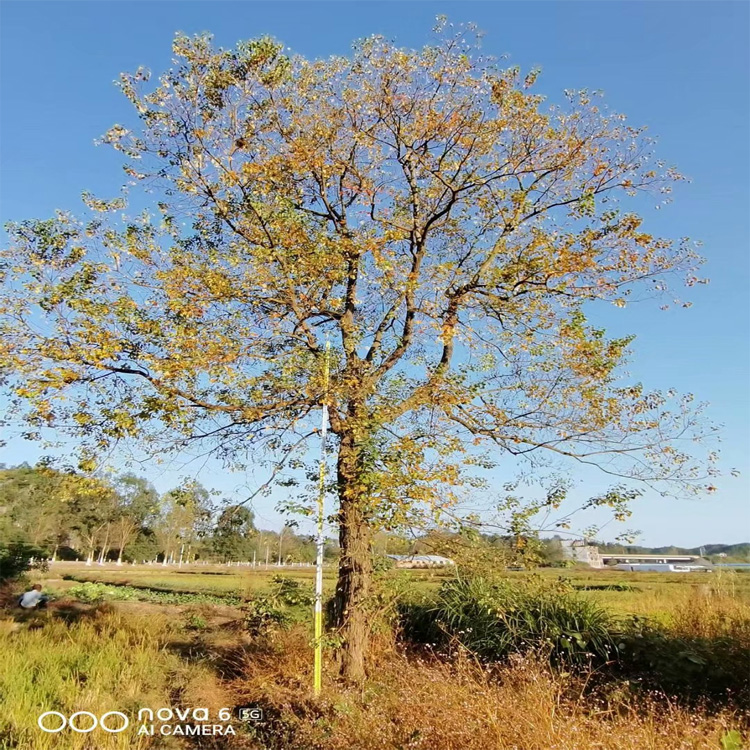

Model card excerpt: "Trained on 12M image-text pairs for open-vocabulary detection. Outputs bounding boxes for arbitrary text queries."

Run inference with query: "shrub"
[412,574,619,665]
[244,597,293,635]
[0,542,47,582]
[271,575,314,607]
[372,554,396,573]
[244,576,314,635]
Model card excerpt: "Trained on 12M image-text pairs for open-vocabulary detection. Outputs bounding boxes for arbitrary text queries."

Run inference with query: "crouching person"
[18,584,48,610]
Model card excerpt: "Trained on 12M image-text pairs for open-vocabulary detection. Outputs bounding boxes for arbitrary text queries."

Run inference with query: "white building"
[387,554,455,569]
[560,540,603,568]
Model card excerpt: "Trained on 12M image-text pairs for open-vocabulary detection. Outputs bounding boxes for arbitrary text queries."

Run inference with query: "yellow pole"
[313,339,330,697]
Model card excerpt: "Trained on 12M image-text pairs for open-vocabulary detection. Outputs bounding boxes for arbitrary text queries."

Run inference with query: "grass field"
[43,561,750,620]
[1,563,748,749]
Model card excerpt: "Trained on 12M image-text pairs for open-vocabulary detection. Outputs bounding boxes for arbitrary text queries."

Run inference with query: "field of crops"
[42,560,750,619]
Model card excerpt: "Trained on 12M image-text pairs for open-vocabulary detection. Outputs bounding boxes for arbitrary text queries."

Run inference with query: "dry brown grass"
[230,627,748,750]
[671,584,750,642]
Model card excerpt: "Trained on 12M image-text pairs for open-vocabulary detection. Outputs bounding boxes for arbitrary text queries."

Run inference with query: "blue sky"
[1,1,748,546]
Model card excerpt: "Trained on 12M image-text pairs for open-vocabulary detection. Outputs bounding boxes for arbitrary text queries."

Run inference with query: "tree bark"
[333,430,373,682]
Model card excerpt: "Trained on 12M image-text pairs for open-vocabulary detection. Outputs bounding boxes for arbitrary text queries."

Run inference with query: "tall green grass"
[427,574,618,664]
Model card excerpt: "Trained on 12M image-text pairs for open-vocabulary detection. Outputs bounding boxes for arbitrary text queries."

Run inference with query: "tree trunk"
[98,525,110,565]
[333,431,373,682]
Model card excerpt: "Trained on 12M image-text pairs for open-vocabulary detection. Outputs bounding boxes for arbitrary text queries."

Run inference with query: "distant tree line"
[0,463,338,565]
[10,462,727,569]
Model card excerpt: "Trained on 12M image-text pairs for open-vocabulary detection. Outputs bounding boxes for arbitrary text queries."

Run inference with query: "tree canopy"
[0,463,319,565]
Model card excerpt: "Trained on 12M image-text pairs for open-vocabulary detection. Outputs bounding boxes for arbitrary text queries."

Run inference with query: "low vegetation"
[0,564,747,748]
[235,628,747,750]
[67,580,244,607]
[419,575,619,664]
[0,607,230,749]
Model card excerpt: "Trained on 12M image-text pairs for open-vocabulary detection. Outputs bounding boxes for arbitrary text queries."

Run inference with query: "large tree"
[111,473,160,564]
[155,480,214,564]
[212,504,256,562]
[0,464,68,552]
[0,25,717,678]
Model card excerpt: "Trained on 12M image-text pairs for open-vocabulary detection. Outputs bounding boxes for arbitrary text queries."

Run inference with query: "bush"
[372,554,396,573]
[244,597,293,635]
[407,574,619,665]
[244,576,314,635]
[399,572,750,702]
[0,542,47,582]
[270,575,314,607]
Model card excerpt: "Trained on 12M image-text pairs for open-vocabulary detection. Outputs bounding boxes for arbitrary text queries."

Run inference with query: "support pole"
[313,339,330,697]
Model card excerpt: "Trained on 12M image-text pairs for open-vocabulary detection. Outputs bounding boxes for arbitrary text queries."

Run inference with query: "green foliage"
[211,504,256,562]
[124,527,161,562]
[721,730,744,750]
[244,597,293,635]
[616,613,750,700]
[572,582,637,592]
[67,580,241,606]
[0,464,71,554]
[372,554,396,573]
[413,574,619,665]
[270,575,314,607]
[68,581,113,603]
[399,570,750,702]
[244,575,313,635]
[0,542,47,581]
[184,611,208,630]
